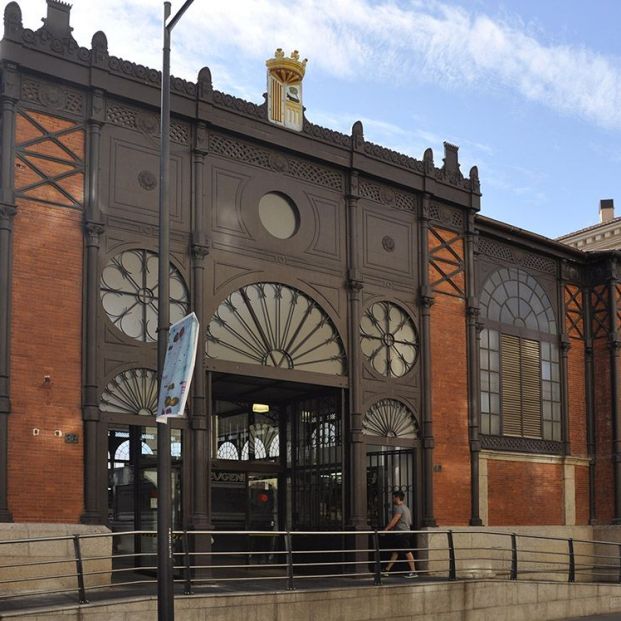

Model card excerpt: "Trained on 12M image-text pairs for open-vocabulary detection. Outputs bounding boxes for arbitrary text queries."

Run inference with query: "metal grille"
[362,399,418,439]
[367,449,415,529]
[291,395,343,530]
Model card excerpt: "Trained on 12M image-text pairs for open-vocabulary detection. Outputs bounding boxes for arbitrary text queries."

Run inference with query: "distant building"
[558,199,621,250]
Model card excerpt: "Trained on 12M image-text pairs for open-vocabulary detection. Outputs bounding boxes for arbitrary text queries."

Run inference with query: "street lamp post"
[158,1,195,619]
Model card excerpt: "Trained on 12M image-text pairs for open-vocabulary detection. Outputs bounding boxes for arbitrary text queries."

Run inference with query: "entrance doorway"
[107,425,183,567]
[211,373,345,555]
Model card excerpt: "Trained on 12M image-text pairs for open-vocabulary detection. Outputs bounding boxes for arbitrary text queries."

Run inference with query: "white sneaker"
[404,572,418,578]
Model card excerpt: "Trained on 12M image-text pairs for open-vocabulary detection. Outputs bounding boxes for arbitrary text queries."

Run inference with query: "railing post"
[373,531,382,585]
[510,533,518,580]
[617,544,621,584]
[568,538,576,583]
[72,535,88,604]
[447,530,457,580]
[183,530,192,595]
[285,532,295,591]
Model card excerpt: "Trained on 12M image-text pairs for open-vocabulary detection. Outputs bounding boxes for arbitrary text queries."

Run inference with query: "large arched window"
[206,283,346,375]
[479,268,560,442]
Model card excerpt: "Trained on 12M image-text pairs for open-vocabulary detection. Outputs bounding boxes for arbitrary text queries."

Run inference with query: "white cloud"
[15,0,621,129]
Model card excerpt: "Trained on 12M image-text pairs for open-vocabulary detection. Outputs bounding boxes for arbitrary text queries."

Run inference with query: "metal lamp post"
[158,1,195,619]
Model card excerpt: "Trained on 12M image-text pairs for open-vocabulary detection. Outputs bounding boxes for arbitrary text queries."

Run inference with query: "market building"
[0,0,618,565]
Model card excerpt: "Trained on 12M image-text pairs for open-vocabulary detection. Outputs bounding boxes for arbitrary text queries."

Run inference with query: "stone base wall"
[3,581,621,620]
[419,525,595,582]
[0,524,111,594]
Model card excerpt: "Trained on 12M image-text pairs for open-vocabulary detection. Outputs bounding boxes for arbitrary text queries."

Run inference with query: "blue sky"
[18,0,621,238]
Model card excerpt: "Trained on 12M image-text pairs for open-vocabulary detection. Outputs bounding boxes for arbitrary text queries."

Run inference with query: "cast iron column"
[346,170,367,529]
[190,137,211,532]
[0,66,18,522]
[419,194,436,527]
[81,90,105,523]
[608,262,621,524]
[584,284,596,523]
[464,210,482,526]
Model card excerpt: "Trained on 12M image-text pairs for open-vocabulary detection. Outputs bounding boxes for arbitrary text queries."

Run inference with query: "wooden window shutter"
[501,334,521,435]
[500,334,542,437]
[521,338,542,437]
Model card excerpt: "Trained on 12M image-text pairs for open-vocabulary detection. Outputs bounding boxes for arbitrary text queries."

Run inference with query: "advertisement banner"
[156,312,199,423]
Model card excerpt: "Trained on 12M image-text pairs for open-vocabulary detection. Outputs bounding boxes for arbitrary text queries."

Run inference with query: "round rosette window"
[360,302,418,378]
[258,192,299,239]
[100,249,189,342]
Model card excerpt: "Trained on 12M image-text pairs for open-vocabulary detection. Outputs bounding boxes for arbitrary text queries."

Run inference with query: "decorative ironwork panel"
[480,267,557,334]
[99,368,157,416]
[480,434,563,455]
[564,285,584,339]
[100,249,189,343]
[428,227,465,297]
[14,109,84,209]
[591,284,610,339]
[362,399,418,439]
[206,283,346,376]
[477,238,556,275]
[360,302,418,378]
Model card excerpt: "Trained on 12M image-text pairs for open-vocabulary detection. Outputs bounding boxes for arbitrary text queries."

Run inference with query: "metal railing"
[0,528,620,610]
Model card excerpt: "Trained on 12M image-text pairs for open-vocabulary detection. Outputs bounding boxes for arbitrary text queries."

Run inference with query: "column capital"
[84,221,104,246]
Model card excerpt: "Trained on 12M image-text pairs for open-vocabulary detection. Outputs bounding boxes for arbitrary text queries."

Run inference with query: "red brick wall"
[9,110,84,522]
[575,465,590,525]
[488,460,563,525]
[429,227,469,525]
[567,346,587,458]
[593,337,614,524]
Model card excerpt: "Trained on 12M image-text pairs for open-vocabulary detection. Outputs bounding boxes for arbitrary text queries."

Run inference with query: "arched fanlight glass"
[217,441,239,460]
[268,436,280,458]
[479,267,556,334]
[100,368,157,416]
[114,440,153,462]
[360,302,418,377]
[363,399,418,439]
[100,249,189,342]
[241,438,267,460]
[206,283,346,375]
[311,422,337,447]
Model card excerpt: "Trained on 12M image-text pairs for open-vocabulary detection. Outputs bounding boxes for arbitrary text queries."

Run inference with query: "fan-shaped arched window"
[114,440,153,462]
[206,283,346,375]
[241,439,267,460]
[363,399,418,439]
[100,368,157,416]
[217,441,239,460]
[479,267,560,443]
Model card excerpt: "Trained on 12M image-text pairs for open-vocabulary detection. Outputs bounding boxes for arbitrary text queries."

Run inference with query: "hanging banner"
[156,312,199,423]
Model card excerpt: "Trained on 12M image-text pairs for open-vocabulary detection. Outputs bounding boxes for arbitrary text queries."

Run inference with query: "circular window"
[258,193,299,239]
[360,302,418,378]
[100,249,189,342]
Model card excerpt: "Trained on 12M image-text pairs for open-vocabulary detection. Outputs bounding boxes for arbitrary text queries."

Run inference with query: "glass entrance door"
[108,425,182,568]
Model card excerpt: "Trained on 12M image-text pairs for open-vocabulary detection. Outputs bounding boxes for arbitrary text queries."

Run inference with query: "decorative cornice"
[359,179,416,212]
[478,236,557,275]
[209,132,344,191]
[302,119,351,148]
[212,90,265,119]
[429,202,464,230]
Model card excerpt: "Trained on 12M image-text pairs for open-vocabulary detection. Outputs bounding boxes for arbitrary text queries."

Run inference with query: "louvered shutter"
[500,334,542,437]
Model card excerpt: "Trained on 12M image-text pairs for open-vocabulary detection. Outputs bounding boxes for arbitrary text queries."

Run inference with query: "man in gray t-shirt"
[383,490,417,578]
